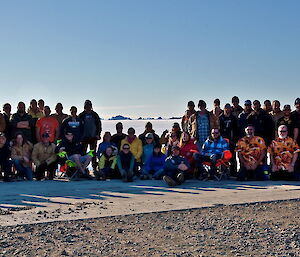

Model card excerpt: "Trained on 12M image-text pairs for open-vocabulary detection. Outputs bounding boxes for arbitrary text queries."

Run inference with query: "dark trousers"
[35,162,57,180]
[82,137,98,169]
[165,169,184,183]
[237,165,268,181]
[13,160,33,180]
[270,170,299,181]
[0,160,13,180]
[196,154,222,178]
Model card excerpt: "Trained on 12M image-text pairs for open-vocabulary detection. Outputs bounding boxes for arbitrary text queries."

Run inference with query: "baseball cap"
[283,104,291,111]
[171,145,180,151]
[224,103,231,109]
[294,98,300,105]
[244,100,251,105]
[145,133,154,139]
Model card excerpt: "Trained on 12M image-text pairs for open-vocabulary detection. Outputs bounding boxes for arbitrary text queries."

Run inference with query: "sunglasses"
[279,130,287,133]
[123,147,130,150]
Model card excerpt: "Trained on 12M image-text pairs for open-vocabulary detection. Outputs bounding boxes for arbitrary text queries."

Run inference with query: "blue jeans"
[13,160,33,180]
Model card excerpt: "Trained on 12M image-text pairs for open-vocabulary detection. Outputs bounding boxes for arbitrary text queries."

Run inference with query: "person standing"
[51,103,68,126]
[111,122,127,151]
[181,101,196,132]
[79,100,102,170]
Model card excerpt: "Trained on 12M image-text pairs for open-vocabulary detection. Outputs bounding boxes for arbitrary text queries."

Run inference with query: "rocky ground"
[1,199,300,257]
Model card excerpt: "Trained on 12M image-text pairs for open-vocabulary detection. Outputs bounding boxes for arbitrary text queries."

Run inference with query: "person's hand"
[23,156,29,163]
[178,163,188,171]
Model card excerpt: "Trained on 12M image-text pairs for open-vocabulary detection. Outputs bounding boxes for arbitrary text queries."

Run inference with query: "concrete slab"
[1,179,300,226]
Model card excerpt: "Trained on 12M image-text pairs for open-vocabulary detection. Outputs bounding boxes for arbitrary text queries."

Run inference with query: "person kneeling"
[163,145,190,187]
[269,125,300,180]
[117,144,136,182]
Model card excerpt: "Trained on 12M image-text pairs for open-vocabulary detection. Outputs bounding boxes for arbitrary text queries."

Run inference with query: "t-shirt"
[235,136,266,166]
[36,117,59,143]
[268,137,300,170]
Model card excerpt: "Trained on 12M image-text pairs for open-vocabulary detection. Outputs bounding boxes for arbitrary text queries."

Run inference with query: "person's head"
[3,103,11,114]
[171,145,180,156]
[14,132,26,146]
[232,96,239,107]
[187,101,195,111]
[172,122,180,132]
[224,103,232,115]
[170,132,178,142]
[55,103,63,114]
[41,133,50,144]
[145,132,154,144]
[283,104,291,117]
[0,133,6,145]
[278,125,288,139]
[84,100,92,112]
[294,98,300,112]
[211,128,220,140]
[44,106,51,117]
[253,100,261,112]
[244,100,252,112]
[70,106,77,117]
[198,100,207,111]
[116,122,123,133]
[65,131,74,142]
[17,102,26,114]
[103,132,111,142]
[122,143,130,153]
[127,127,135,138]
[153,144,162,155]
[38,99,44,110]
[245,125,255,137]
[105,146,113,157]
[30,99,37,109]
[180,131,191,144]
[272,100,281,112]
[145,122,153,132]
[263,100,272,113]
[213,98,221,108]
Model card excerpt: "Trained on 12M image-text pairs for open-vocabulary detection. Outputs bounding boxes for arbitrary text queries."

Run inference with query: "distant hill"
[109,115,132,120]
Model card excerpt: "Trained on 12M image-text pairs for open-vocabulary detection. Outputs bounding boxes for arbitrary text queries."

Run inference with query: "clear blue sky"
[0,0,299,118]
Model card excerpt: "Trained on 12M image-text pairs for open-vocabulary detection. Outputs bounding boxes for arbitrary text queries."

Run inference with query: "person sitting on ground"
[142,144,166,180]
[0,133,13,182]
[139,122,160,145]
[117,143,135,182]
[96,146,117,180]
[179,131,198,177]
[268,125,300,180]
[56,131,92,179]
[111,122,127,151]
[51,102,68,126]
[181,101,196,132]
[36,106,60,143]
[235,125,268,181]
[60,106,83,143]
[121,127,143,170]
[163,145,190,187]
[195,128,229,180]
[11,132,33,180]
[96,131,117,157]
[32,133,57,180]
[10,102,34,143]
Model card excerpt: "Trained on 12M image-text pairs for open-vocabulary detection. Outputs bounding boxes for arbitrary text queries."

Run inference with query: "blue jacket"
[201,136,229,156]
[165,155,190,171]
[144,153,166,172]
[142,144,154,164]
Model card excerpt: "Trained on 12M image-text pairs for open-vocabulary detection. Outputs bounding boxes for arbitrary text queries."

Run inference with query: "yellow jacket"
[121,136,143,162]
[98,154,117,170]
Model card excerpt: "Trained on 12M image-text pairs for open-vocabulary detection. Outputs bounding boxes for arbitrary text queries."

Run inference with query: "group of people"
[0,96,299,187]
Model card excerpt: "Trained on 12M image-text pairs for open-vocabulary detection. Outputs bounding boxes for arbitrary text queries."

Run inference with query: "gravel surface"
[1,199,300,257]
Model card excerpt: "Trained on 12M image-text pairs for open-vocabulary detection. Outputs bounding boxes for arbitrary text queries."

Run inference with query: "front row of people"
[0,124,299,186]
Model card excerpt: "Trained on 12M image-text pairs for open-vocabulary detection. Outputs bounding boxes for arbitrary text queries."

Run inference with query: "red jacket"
[180,140,198,164]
